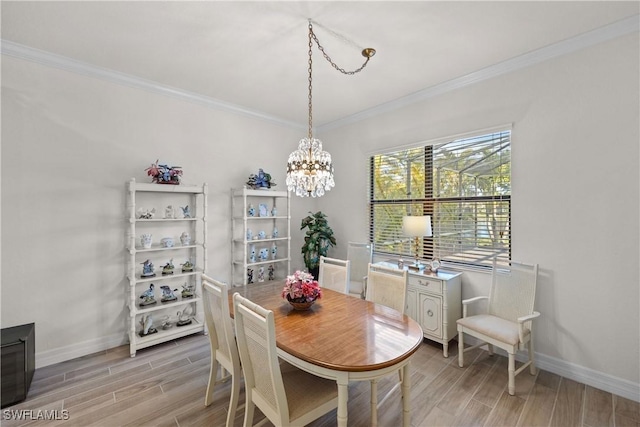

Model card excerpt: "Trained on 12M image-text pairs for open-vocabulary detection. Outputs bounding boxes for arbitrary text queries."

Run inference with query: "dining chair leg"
[508,353,516,395]
[458,331,465,367]
[227,373,241,427]
[370,378,378,426]
[401,364,411,427]
[204,358,219,406]
[242,398,255,427]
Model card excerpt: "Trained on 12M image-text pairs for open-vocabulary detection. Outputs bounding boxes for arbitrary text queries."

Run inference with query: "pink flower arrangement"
[282,270,322,303]
[145,159,183,184]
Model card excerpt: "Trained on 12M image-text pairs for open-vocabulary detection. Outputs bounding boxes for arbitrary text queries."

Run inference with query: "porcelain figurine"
[181,259,194,273]
[139,315,157,337]
[272,226,278,238]
[161,237,174,248]
[247,204,255,217]
[140,233,153,249]
[246,228,253,241]
[165,205,175,219]
[160,315,174,330]
[180,232,191,246]
[181,282,195,299]
[139,284,156,306]
[258,266,265,282]
[141,260,155,278]
[160,285,178,302]
[268,264,275,281]
[258,230,266,239]
[137,208,156,219]
[271,206,277,216]
[162,259,175,275]
[180,205,191,218]
[249,244,256,263]
[247,268,254,284]
[271,242,277,260]
[177,305,194,327]
[259,248,269,261]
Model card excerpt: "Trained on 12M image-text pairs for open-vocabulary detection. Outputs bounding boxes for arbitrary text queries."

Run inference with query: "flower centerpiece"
[281,270,322,310]
[145,159,183,184]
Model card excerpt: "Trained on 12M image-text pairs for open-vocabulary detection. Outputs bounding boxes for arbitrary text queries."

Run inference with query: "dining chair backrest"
[347,242,372,295]
[233,293,289,424]
[488,259,539,325]
[201,276,241,425]
[318,256,351,294]
[365,263,408,314]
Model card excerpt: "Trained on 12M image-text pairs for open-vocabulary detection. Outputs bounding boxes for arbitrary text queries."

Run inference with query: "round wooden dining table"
[230,281,424,427]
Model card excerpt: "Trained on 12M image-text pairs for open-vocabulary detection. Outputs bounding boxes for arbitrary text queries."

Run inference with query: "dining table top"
[229,281,424,373]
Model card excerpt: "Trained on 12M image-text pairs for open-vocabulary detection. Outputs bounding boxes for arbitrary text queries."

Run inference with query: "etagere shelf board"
[230,188,291,287]
[126,179,208,357]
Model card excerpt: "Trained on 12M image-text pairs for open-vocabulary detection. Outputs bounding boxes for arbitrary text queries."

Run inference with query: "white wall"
[1,55,317,365]
[318,33,639,397]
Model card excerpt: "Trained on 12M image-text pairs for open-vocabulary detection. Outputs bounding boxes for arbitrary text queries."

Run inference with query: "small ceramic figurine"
[181,282,195,299]
[162,259,175,275]
[177,305,194,326]
[181,259,194,273]
[141,260,155,278]
[247,268,254,284]
[137,208,156,219]
[258,267,265,282]
[247,204,255,217]
[271,243,277,260]
[180,205,191,218]
[268,264,275,281]
[247,229,253,241]
[161,237,174,248]
[139,284,156,306]
[271,206,277,216]
[258,230,266,239]
[160,315,173,330]
[139,315,157,337]
[259,248,269,261]
[249,244,256,263]
[180,232,191,246]
[140,233,153,249]
[165,205,174,219]
[160,285,177,302]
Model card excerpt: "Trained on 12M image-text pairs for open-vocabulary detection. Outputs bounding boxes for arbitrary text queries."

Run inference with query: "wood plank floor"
[2,334,638,427]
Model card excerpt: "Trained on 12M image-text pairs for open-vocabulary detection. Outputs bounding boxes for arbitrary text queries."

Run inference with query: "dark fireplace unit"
[1,323,35,408]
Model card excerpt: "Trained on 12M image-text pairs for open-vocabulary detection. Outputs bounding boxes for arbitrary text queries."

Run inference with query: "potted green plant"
[300,211,336,279]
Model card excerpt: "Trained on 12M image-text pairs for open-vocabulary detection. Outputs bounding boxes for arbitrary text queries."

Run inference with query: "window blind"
[370,130,511,268]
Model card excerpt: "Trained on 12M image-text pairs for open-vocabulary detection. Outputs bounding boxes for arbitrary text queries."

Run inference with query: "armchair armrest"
[461,296,488,318]
[517,311,540,343]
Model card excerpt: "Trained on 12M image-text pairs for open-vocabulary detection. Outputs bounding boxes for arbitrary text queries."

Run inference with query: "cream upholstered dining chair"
[347,241,372,299]
[365,263,408,313]
[318,256,351,294]
[232,293,339,427]
[457,258,540,396]
[363,263,409,425]
[201,275,242,427]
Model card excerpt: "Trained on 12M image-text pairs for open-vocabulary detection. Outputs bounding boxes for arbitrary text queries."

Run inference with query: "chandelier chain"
[309,22,373,75]
[308,22,313,140]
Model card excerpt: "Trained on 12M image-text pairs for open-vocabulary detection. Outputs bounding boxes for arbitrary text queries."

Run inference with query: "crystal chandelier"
[286,20,375,197]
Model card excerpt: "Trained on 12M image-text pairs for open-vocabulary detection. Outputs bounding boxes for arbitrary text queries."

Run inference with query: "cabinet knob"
[427,309,434,317]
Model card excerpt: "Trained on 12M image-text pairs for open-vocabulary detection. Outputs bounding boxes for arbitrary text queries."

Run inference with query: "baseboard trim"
[36,334,127,369]
[463,337,639,402]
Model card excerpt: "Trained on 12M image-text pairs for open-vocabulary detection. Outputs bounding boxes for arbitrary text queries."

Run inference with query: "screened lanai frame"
[369,129,511,269]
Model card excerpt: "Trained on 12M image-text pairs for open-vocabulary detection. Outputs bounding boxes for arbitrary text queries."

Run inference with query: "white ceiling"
[2,1,638,129]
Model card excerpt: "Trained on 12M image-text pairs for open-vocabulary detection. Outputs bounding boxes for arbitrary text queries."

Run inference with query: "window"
[369,130,511,269]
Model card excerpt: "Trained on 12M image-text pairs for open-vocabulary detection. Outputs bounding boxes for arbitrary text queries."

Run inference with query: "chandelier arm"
[309,22,375,75]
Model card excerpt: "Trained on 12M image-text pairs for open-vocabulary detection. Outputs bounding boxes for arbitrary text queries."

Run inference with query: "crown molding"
[0,39,306,131]
[317,14,640,133]
[2,14,637,133]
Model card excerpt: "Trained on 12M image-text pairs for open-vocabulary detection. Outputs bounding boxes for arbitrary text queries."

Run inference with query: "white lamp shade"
[402,215,432,237]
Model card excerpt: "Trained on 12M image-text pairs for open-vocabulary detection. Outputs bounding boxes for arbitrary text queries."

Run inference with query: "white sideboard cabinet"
[375,261,462,357]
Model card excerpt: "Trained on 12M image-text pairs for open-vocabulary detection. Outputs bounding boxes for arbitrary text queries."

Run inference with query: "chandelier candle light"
[402,215,432,270]
[286,20,376,197]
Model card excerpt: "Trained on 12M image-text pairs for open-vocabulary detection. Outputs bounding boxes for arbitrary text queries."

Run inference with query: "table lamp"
[402,215,432,270]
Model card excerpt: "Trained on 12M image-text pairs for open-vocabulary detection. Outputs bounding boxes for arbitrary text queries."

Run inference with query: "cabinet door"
[419,293,442,339]
[405,287,417,321]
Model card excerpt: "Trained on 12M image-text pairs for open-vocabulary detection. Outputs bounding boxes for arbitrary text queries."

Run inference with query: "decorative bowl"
[288,300,316,311]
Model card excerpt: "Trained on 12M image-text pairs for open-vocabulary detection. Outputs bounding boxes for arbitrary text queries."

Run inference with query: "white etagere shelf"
[126,178,208,357]
[231,187,291,286]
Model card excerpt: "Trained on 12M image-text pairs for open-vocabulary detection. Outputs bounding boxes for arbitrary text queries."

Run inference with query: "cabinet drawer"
[409,276,443,295]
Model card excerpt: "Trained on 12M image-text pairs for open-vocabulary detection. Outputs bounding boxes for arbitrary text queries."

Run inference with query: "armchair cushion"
[457,314,529,346]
